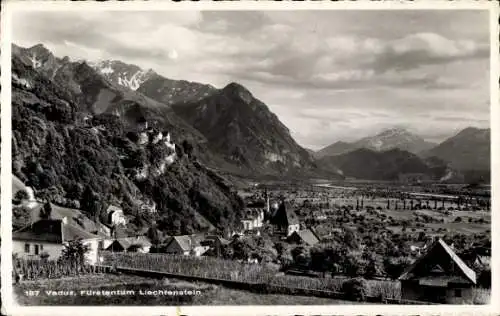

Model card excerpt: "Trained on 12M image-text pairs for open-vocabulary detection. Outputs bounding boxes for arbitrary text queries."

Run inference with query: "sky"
[12,10,491,150]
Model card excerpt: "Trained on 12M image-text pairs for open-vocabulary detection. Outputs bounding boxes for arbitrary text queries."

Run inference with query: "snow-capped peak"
[90,60,155,91]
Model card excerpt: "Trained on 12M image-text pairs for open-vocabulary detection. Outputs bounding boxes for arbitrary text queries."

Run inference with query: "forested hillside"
[12,52,245,236]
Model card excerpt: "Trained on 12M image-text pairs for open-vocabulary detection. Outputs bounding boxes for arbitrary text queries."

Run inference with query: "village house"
[13,217,103,264]
[241,208,265,231]
[105,205,127,227]
[398,238,477,304]
[138,199,157,214]
[104,236,152,253]
[287,229,320,246]
[312,210,327,221]
[270,201,300,236]
[163,235,210,256]
[409,241,430,256]
[27,202,112,238]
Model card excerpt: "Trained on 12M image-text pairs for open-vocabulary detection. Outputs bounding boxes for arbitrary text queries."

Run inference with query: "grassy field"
[334,196,491,236]
[14,274,356,305]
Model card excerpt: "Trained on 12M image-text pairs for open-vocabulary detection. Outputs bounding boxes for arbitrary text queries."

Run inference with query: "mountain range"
[11,44,247,236]
[318,148,450,181]
[12,43,490,184]
[316,127,437,158]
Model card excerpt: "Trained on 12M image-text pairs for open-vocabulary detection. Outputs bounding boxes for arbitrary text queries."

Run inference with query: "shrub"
[342,277,368,302]
[472,288,491,304]
[14,189,29,202]
[60,239,90,264]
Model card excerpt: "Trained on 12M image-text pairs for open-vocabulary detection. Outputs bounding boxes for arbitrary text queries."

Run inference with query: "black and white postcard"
[1,1,498,316]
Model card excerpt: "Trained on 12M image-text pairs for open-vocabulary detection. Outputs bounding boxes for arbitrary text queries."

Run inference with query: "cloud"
[11,10,490,149]
[367,32,489,73]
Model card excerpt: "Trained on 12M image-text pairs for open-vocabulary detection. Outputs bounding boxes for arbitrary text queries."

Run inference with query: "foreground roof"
[13,219,100,243]
[399,238,476,284]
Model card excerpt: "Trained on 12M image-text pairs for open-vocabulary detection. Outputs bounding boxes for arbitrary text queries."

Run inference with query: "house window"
[34,245,40,255]
[40,244,44,251]
[455,289,462,297]
[24,244,30,253]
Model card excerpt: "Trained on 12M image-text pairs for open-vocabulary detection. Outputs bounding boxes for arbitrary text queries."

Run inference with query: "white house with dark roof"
[13,217,103,264]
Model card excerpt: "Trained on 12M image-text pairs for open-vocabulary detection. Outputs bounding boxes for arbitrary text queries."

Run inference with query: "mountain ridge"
[316,127,437,158]
[422,127,490,173]
[318,147,450,181]
[11,43,247,236]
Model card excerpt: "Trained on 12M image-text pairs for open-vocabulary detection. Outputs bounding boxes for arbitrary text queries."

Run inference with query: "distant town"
[13,174,491,305]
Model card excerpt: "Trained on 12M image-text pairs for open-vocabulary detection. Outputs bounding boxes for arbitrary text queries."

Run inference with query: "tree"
[417,231,427,242]
[342,277,368,302]
[60,239,90,264]
[343,228,359,249]
[80,185,102,222]
[383,256,412,279]
[291,246,310,268]
[40,202,53,219]
[14,190,29,203]
[146,226,161,247]
[182,140,194,157]
[364,256,384,279]
[343,251,367,277]
[274,242,286,257]
[232,238,253,261]
[309,247,327,272]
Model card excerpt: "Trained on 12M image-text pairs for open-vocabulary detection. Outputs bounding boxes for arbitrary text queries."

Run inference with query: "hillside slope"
[11,46,245,236]
[423,127,490,171]
[142,80,322,177]
[318,148,449,181]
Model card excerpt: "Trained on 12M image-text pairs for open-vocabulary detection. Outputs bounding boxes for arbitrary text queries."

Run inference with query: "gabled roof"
[121,236,152,247]
[166,235,204,252]
[63,223,100,241]
[106,238,132,251]
[30,202,99,233]
[105,236,152,251]
[399,238,476,284]
[205,235,230,245]
[271,201,299,226]
[13,219,100,243]
[290,229,319,246]
[13,219,63,243]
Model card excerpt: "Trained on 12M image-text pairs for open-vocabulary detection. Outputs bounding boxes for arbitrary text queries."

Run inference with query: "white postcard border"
[1,1,499,315]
